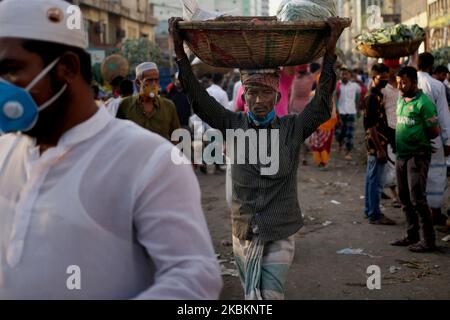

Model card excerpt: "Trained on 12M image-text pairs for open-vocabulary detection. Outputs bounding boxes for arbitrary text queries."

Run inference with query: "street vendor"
[169,16,346,300]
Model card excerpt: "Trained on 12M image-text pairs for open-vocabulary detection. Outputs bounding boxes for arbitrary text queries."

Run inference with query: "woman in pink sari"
[289,65,315,114]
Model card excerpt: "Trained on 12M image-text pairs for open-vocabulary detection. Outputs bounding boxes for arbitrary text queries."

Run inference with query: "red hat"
[295,65,308,73]
[384,58,401,68]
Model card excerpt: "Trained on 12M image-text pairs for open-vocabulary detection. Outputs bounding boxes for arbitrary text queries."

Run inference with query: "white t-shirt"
[104,97,122,117]
[382,83,400,129]
[337,81,361,115]
[207,84,230,110]
[0,107,222,299]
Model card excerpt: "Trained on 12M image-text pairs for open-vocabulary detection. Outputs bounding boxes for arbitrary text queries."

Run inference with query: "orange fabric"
[319,117,338,131]
[319,97,338,131]
[312,150,330,166]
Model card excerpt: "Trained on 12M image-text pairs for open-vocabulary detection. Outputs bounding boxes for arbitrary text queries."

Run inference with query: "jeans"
[365,155,386,221]
[335,114,355,152]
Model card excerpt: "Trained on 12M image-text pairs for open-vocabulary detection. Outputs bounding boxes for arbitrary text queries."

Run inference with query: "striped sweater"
[177,55,337,241]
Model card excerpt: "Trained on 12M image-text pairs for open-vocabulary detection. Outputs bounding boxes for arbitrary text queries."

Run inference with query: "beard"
[25,75,69,140]
[401,89,416,98]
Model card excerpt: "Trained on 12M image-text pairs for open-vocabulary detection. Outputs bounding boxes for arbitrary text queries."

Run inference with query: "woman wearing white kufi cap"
[0,0,222,300]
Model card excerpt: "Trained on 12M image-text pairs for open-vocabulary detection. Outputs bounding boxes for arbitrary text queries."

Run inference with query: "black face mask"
[378,80,388,89]
[402,89,416,98]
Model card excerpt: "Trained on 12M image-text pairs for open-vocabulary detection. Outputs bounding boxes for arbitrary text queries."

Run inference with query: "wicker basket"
[101,54,129,83]
[178,17,352,69]
[356,38,424,59]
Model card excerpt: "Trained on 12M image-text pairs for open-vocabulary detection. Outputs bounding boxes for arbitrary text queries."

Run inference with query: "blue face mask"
[247,109,276,127]
[0,58,67,134]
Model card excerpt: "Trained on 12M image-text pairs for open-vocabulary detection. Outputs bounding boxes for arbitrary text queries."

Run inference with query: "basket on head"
[101,54,130,83]
[178,16,352,69]
[356,38,424,59]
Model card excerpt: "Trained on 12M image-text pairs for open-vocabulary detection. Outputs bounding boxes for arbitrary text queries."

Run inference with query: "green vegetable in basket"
[277,0,336,22]
[355,24,425,45]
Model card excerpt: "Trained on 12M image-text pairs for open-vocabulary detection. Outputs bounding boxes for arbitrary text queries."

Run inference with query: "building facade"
[427,0,450,50]
[70,0,158,50]
[152,0,270,24]
[337,0,402,67]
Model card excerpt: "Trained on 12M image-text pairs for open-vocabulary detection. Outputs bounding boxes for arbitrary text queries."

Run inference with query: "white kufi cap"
[0,0,87,49]
[136,62,158,79]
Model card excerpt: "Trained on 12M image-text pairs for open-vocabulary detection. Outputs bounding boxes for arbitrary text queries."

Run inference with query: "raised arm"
[293,17,345,141]
[169,18,240,135]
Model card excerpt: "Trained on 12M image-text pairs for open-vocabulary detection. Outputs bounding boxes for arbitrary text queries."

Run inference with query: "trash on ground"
[337,248,380,258]
[337,248,365,255]
[322,221,332,226]
[389,266,401,274]
[331,200,341,205]
[333,182,349,187]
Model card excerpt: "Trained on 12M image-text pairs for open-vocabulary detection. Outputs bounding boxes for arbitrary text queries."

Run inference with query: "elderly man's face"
[138,69,159,88]
[244,84,278,118]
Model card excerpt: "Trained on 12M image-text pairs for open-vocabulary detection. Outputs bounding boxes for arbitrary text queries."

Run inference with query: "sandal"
[408,242,437,253]
[390,237,419,247]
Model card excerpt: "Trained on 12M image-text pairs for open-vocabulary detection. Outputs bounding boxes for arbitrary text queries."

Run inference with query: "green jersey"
[396,90,439,160]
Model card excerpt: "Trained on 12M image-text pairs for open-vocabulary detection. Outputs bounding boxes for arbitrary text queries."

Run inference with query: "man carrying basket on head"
[169,17,346,300]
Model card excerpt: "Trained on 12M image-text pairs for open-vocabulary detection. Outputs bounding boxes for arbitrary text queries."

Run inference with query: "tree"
[121,38,162,77]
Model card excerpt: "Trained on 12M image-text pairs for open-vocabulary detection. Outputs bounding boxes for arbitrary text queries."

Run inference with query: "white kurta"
[0,107,222,299]
[104,97,122,117]
[207,84,230,110]
[418,71,450,209]
[337,81,361,115]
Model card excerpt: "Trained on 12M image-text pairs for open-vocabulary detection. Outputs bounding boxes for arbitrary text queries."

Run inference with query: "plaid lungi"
[232,235,295,300]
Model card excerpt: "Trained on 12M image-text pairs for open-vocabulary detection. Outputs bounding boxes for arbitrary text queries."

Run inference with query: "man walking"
[391,67,440,252]
[117,62,181,141]
[170,16,346,299]
[335,68,361,160]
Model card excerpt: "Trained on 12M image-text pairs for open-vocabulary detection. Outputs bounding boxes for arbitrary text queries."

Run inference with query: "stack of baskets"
[178,16,352,69]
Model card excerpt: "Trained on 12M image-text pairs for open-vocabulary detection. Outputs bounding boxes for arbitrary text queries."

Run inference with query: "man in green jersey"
[391,67,440,252]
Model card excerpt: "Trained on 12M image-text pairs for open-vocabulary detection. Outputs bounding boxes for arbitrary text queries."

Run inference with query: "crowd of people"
[0,0,449,301]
